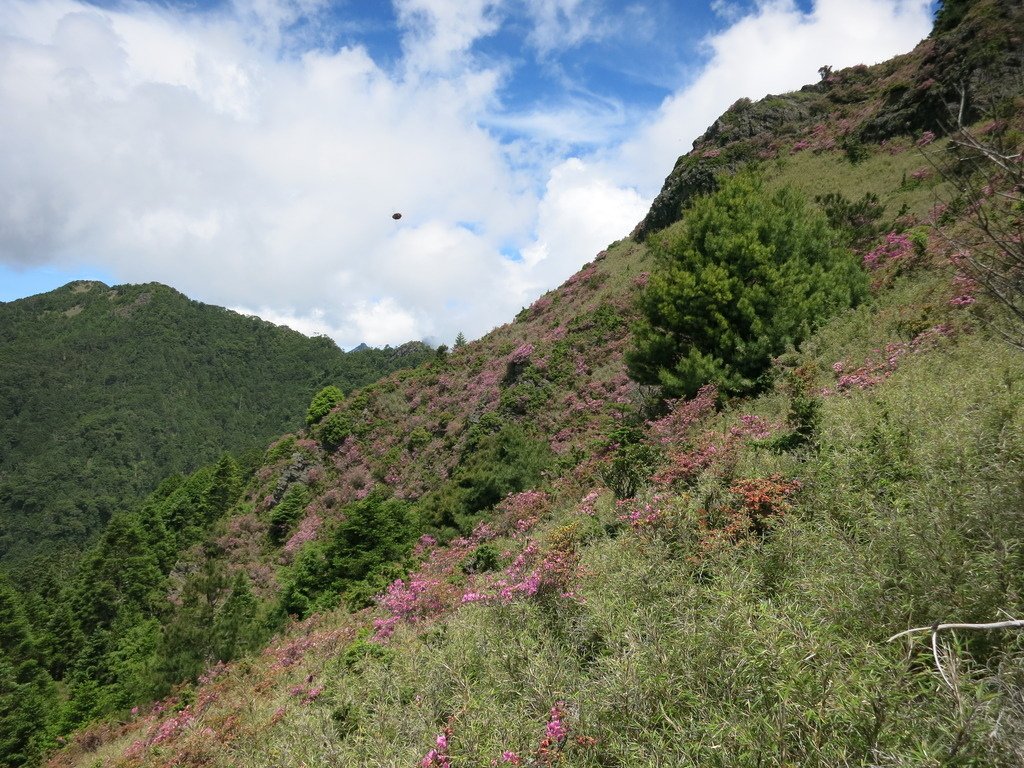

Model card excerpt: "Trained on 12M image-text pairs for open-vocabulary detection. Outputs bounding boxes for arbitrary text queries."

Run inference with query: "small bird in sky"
[392,212,402,220]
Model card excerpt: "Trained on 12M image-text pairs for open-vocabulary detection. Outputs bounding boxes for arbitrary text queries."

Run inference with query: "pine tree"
[627,171,867,398]
[0,579,55,766]
[306,385,345,425]
[213,572,261,661]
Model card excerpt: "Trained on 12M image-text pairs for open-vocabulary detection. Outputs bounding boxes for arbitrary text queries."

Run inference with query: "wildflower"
[421,727,453,768]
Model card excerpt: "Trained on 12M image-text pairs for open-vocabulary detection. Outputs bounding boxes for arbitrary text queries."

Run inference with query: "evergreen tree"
[213,572,262,661]
[201,454,242,523]
[627,171,867,398]
[306,385,345,425]
[0,579,55,767]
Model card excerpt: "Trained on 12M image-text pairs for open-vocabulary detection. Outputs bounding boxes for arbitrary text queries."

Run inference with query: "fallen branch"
[888,620,1024,643]
[889,619,1024,691]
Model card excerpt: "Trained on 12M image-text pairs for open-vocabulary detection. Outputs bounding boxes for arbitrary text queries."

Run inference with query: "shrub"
[268,484,310,544]
[317,410,352,449]
[306,385,345,425]
[279,492,415,617]
[627,171,867,398]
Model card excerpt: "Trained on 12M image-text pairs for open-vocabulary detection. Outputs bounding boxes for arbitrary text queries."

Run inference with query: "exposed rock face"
[630,159,718,241]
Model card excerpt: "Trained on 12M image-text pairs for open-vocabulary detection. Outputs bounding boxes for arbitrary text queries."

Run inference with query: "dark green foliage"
[280,493,416,617]
[316,410,353,449]
[212,572,262,662]
[816,192,886,248]
[453,332,467,349]
[600,423,661,499]
[758,374,822,453]
[343,631,393,670]
[933,0,972,32]
[148,559,265,697]
[0,454,258,757]
[461,543,501,574]
[0,579,55,766]
[306,385,345,425]
[269,484,311,544]
[628,172,868,398]
[415,427,551,538]
[448,428,548,528]
[0,282,432,569]
[840,134,869,164]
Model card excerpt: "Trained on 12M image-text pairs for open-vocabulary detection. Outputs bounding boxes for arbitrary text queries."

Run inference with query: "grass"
[61,271,1024,766]
[769,140,952,220]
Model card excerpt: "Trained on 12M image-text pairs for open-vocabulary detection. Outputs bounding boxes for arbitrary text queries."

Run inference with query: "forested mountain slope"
[0,281,432,568]
[7,0,1024,765]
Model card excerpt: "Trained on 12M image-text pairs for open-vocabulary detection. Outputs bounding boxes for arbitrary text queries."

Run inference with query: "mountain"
[10,0,1024,765]
[0,281,433,568]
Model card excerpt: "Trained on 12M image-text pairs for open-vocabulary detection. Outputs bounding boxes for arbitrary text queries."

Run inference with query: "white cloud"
[522,0,610,55]
[395,0,503,75]
[518,158,647,290]
[0,0,934,349]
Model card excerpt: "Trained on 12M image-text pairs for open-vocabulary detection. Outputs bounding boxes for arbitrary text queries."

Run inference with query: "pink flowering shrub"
[728,414,779,440]
[123,702,197,759]
[577,490,601,516]
[950,273,978,306]
[617,496,665,530]
[372,575,454,640]
[421,726,453,768]
[462,529,581,606]
[829,325,954,393]
[689,475,802,559]
[282,511,323,558]
[648,384,718,446]
[289,683,324,704]
[509,343,535,365]
[863,232,913,270]
[496,489,549,534]
[652,442,722,486]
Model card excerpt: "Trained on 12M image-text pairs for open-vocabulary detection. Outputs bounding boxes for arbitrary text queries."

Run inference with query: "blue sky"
[0,0,935,346]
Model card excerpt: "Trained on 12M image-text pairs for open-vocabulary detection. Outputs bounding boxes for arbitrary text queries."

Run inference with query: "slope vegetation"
[15,0,1024,765]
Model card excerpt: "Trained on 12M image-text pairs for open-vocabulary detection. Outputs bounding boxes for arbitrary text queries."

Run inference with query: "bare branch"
[888,619,1024,643]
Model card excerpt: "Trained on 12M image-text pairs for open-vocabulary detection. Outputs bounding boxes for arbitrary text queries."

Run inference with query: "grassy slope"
[54,260,1024,768]
[45,2,1024,765]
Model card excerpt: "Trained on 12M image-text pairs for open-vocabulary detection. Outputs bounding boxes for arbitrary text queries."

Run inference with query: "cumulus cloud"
[0,0,933,348]
[395,0,503,75]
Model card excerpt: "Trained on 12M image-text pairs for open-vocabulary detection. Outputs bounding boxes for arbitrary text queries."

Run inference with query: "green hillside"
[4,0,1024,765]
[0,281,432,568]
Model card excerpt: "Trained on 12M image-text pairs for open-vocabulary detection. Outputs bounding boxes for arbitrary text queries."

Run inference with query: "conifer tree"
[0,579,55,766]
[628,171,866,398]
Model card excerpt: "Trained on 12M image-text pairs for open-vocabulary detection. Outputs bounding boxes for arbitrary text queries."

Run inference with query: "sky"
[0,0,937,348]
